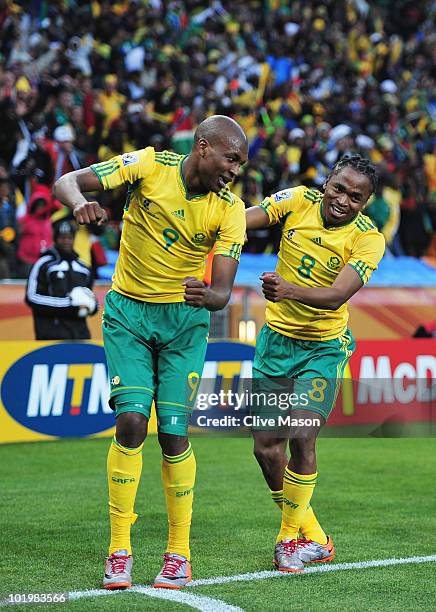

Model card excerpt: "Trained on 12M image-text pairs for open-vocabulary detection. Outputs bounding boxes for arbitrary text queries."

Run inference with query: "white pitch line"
[189,554,436,587]
[132,586,242,611]
[68,585,242,611]
[2,555,435,610]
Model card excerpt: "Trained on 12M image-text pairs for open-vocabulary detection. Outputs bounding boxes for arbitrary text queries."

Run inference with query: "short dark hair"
[328,154,378,193]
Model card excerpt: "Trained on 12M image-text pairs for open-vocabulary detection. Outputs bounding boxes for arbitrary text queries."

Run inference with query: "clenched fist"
[73,200,108,225]
[183,276,210,307]
[260,272,294,302]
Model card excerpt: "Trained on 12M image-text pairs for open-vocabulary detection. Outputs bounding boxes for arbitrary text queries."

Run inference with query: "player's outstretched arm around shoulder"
[53,168,108,226]
[246,187,301,231]
[260,265,365,310]
[183,254,239,311]
[246,205,271,230]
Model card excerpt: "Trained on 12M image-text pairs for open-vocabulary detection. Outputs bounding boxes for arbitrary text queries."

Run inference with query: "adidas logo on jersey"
[171,209,185,221]
[311,237,322,245]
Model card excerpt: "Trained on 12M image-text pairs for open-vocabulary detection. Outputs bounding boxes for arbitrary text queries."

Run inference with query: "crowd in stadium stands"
[0,0,435,279]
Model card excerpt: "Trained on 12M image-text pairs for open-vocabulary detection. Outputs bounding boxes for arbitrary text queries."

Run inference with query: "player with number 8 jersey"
[245,155,385,573]
[257,182,383,341]
[53,115,247,590]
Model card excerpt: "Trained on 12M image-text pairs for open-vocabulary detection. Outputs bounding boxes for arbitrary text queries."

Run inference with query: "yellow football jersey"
[91,148,245,302]
[258,185,385,341]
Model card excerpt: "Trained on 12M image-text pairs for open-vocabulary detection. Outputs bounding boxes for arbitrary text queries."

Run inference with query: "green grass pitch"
[1,436,435,611]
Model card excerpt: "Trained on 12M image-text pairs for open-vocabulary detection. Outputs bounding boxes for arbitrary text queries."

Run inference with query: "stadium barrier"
[1,283,436,341]
[0,339,434,444]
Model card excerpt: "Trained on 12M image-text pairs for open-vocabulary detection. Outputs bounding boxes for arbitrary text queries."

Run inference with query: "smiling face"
[197,134,248,194]
[322,166,373,227]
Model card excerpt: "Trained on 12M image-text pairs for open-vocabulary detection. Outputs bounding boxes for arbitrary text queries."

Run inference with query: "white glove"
[80,287,98,309]
[69,286,97,313]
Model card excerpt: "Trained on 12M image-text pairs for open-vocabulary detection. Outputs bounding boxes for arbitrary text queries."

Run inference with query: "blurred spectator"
[241,170,279,254]
[0,0,434,264]
[48,90,74,130]
[11,127,55,198]
[0,96,22,167]
[0,172,18,278]
[16,182,61,278]
[97,74,126,137]
[25,219,98,340]
[98,117,134,161]
[365,184,391,233]
[398,206,432,258]
[51,125,85,182]
[380,175,401,250]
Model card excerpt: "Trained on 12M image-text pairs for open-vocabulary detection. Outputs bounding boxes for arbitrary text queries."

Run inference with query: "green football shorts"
[252,324,355,422]
[102,290,210,436]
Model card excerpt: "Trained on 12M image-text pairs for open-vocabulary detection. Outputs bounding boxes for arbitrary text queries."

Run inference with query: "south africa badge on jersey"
[327,256,341,270]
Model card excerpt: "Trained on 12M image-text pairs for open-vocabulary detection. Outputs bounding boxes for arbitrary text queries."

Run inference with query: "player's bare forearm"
[53,170,87,208]
[53,168,108,225]
[183,277,227,310]
[205,286,232,311]
[208,254,239,310]
[246,206,271,230]
[287,284,350,310]
[260,265,363,310]
[183,254,239,311]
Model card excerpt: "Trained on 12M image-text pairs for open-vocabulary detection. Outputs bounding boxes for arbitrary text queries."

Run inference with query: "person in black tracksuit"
[25,219,98,340]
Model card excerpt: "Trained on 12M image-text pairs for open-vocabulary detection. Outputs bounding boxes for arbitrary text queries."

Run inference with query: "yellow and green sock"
[270,488,326,543]
[162,443,196,560]
[107,436,143,555]
[300,505,327,544]
[270,489,284,510]
[277,467,317,543]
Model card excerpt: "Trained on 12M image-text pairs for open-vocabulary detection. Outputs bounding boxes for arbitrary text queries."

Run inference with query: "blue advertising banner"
[0,341,254,444]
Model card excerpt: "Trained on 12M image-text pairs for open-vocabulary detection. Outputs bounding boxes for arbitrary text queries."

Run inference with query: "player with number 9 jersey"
[91,147,245,302]
[53,115,248,590]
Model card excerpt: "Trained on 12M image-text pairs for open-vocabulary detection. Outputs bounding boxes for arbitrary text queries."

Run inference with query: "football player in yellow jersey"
[53,115,248,589]
[246,155,385,573]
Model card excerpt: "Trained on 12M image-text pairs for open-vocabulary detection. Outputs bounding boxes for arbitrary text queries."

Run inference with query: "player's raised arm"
[53,167,108,225]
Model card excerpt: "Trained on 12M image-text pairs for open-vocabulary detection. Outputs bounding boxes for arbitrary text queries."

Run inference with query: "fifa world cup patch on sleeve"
[274,189,293,202]
[122,152,139,166]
